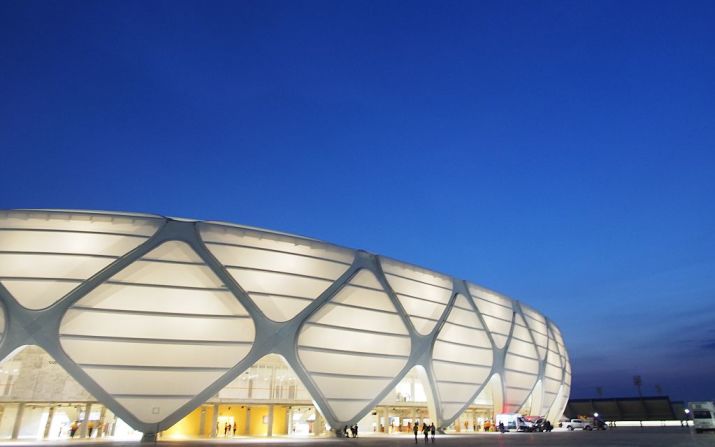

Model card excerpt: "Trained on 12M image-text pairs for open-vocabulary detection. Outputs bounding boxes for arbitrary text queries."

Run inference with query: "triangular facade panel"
[380,257,453,335]
[199,223,353,322]
[0,210,161,309]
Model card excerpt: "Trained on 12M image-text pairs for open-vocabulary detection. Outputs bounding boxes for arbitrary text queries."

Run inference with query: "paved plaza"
[0,428,713,447]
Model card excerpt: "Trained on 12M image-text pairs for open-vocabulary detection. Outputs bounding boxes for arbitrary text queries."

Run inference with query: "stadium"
[0,210,570,441]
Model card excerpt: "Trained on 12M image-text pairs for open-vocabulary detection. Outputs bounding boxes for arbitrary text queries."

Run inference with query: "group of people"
[342,424,359,437]
[68,420,99,438]
[220,421,237,437]
[413,422,436,443]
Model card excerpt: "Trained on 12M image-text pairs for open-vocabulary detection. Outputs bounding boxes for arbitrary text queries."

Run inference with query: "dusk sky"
[1,1,714,403]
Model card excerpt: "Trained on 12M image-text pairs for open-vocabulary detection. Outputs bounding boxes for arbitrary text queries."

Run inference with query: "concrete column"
[98,406,106,437]
[43,406,55,439]
[267,404,274,437]
[287,407,293,435]
[211,404,219,438]
[281,406,288,435]
[199,406,207,437]
[245,406,251,435]
[74,405,82,438]
[11,403,25,440]
[80,403,91,438]
[314,408,324,435]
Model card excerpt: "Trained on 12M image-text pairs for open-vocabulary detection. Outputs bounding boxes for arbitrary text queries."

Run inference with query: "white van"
[689,402,715,433]
[495,413,532,432]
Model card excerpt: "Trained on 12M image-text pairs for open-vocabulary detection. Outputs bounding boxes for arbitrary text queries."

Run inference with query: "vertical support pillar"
[80,403,91,438]
[199,406,207,437]
[98,406,106,438]
[73,404,82,437]
[287,407,293,435]
[11,403,25,440]
[267,404,274,437]
[285,406,290,434]
[211,404,218,438]
[43,406,55,439]
[314,408,324,435]
[245,407,251,435]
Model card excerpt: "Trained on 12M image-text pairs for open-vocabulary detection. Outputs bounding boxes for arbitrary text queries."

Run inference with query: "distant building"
[0,210,571,440]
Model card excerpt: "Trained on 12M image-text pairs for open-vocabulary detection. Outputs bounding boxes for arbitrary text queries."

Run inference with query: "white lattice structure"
[0,210,571,437]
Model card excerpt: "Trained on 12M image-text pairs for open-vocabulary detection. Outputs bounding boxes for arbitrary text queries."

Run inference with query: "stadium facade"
[0,210,570,440]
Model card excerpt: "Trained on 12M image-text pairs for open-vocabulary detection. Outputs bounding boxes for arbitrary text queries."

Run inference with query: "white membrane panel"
[541,326,564,415]
[432,295,493,420]
[59,241,255,425]
[0,211,161,309]
[199,223,353,321]
[380,257,453,335]
[546,384,569,422]
[468,284,514,349]
[521,303,549,360]
[550,321,571,408]
[297,269,410,422]
[503,313,539,412]
[547,341,571,421]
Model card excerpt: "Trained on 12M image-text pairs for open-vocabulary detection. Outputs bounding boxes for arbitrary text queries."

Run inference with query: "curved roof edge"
[3,208,556,322]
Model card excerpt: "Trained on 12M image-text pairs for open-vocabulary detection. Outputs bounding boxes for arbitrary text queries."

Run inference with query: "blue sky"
[1,1,714,402]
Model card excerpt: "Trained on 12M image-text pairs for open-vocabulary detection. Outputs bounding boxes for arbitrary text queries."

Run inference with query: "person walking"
[69,420,79,438]
[423,422,429,443]
[413,422,419,443]
[430,423,435,442]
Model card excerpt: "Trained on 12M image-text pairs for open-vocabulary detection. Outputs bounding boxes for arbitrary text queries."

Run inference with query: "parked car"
[532,418,553,432]
[564,418,592,431]
[594,418,608,430]
[690,401,715,433]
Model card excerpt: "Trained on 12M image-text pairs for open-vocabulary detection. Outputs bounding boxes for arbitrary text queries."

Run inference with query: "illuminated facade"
[0,210,570,439]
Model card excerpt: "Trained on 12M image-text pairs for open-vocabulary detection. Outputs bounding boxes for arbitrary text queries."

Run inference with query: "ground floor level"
[0,401,499,441]
[0,426,710,447]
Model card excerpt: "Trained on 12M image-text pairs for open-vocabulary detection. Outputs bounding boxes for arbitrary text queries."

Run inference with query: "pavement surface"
[1,428,713,447]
